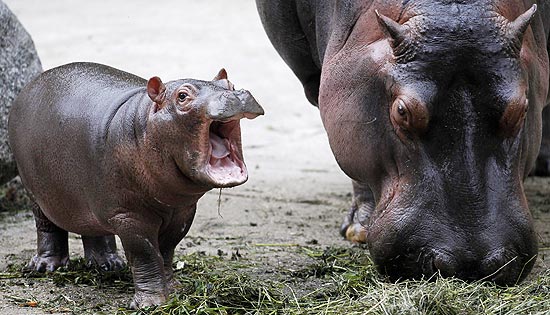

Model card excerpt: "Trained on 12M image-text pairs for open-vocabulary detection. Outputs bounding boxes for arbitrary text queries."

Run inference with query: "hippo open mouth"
[205,119,247,186]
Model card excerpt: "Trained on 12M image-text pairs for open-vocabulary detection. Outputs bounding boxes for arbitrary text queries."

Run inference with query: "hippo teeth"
[210,132,231,159]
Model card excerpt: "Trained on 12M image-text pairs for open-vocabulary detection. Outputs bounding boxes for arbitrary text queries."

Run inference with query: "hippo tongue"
[210,132,230,159]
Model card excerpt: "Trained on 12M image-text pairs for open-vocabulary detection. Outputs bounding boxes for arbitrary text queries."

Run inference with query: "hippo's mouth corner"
[204,119,248,187]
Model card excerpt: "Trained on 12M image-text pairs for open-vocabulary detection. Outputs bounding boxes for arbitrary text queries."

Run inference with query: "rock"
[0,0,42,185]
[0,176,31,211]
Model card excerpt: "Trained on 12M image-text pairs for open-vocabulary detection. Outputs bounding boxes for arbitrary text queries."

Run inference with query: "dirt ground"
[0,1,548,314]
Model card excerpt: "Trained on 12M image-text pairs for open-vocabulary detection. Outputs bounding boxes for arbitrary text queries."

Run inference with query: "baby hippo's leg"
[27,202,69,272]
[159,209,196,294]
[123,237,167,309]
[82,235,125,271]
[110,213,168,309]
[160,247,179,294]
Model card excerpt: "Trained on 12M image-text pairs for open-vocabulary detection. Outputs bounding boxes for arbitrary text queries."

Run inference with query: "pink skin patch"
[205,120,247,186]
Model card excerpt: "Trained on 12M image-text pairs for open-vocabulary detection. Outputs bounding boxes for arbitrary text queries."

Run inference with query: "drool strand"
[217,188,224,218]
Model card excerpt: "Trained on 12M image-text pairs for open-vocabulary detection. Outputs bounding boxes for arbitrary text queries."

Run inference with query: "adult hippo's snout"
[368,208,538,285]
[373,242,537,285]
[388,247,535,284]
[357,135,537,285]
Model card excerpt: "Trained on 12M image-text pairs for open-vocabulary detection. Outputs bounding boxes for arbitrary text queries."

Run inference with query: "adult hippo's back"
[256,0,550,284]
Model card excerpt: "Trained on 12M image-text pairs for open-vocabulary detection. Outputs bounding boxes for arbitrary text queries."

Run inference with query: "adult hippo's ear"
[375,10,408,47]
[213,68,235,90]
[503,4,537,54]
[147,76,166,108]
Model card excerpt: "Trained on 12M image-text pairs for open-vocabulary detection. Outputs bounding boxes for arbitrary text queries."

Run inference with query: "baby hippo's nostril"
[209,90,264,121]
[237,90,265,117]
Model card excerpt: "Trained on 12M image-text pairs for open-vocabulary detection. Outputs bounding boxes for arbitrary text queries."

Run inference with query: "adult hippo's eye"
[391,99,411,128]
[177,92,188,102]
[390,97,429,140]
[499,97,529,138]
[396,100,407,117]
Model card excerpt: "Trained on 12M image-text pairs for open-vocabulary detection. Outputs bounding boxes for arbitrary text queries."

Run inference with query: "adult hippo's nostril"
[430,251,485,281]
[480,248,536,285]
[419,248,535,285]
[430,251,459,278]
[374,242,536,285]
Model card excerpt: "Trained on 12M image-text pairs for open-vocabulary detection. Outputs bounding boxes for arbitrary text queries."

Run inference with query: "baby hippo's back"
[9,62,147,235]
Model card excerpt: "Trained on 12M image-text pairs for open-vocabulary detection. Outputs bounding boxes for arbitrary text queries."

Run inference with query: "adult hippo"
[256,0,550,284]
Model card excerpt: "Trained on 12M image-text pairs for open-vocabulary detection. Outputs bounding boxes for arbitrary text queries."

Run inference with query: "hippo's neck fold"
[106,93,209,207]
[103,88,148,146]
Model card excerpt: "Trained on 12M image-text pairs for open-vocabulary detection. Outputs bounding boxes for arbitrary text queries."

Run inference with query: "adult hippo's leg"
[340,181,374,243]
[81,235,125,271]
[255,0,321,105]
[533,106,550,176]
[534,35,550,176]
[27,202,69,272]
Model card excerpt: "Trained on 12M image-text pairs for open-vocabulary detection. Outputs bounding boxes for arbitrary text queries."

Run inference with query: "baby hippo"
[8,62,264,308]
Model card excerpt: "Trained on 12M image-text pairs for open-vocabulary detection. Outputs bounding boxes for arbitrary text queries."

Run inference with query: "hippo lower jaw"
[204,119,248,187]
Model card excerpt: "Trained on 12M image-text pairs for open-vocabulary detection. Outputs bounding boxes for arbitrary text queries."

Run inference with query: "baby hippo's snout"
[195,84,264,188]
[207,89,264,121]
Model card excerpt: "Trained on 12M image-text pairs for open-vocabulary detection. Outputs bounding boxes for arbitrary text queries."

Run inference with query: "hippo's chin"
[204,120,248,187]
[205,155,248,187]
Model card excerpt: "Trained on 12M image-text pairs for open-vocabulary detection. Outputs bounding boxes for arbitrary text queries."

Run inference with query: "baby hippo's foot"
[129,291,167,309]
[87,252,126,271]
[28,203,70,272]
[82,235,126,271]
[25,254,69,272]
[165,277,182,295]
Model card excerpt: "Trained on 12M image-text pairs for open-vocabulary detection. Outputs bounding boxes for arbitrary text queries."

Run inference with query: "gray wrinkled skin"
[0,0,42,184]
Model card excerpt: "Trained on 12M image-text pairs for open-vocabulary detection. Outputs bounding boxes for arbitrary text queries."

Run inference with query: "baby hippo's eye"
[177,92,188,102]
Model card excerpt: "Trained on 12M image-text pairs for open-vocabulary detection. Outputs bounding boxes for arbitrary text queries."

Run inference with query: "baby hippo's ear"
[147,76,166,107]
[213,68,235,90]
[213,68,228,81]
